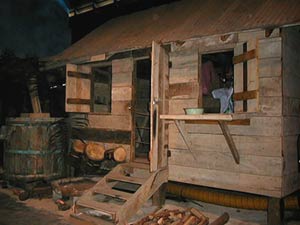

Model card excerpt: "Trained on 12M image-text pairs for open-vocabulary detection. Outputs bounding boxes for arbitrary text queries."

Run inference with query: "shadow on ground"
[0,192,71,225]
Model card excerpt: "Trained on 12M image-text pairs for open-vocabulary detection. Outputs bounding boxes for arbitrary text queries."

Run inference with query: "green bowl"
[184,108,204,115]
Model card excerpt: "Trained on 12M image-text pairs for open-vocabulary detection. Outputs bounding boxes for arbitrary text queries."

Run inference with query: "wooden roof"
[45,0,300,66]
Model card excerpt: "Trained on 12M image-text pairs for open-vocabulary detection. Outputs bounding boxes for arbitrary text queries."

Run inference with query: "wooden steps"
[106,172,147,185]
[77,198,121,218]
[74,163,168,225]
[93,186,132,201]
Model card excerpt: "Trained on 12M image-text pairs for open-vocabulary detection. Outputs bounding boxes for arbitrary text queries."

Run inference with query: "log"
[190,208,209,225]
[105,146,127,162]
[209,213,229,225]
[85,142,105,161]
[183,216,197,225]
[72,139,86,153]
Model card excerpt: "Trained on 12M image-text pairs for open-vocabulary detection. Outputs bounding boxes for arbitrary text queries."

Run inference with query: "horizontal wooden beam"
[233,49,256,64]
[67,98,91,105]
[72,128,131,144]
[185,119,250,126]
[67,71,91,79]
[161,114,235,121]
[233,90,258,101]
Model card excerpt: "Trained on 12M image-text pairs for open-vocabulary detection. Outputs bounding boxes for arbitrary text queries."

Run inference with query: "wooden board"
[112,72,133,87]
[168,149,282,177]
[233,49,256,64]
[112,87,132,101]
[282,97,300,116]
[72,128,131,144]
[258,37,282,59]
[282,172,300,197]
[169,82,199,99]
[169,165,282,197]
[172,33,238,52]
[259,96,282,116]
[258,58,281,78]
[111,101,131,115]
[234,43,244,112]
[283,117,300,136]
[168,132,282,157]
[88,114,131,131]
[112,58,134,74]
[65,64,91,112]
[150,41,169,172]
[169,49,199,84]
[282,135,298,175]
[233,90,257,101]
[160,113,247,121]
[259,77,282,97]
[168,116,282,136]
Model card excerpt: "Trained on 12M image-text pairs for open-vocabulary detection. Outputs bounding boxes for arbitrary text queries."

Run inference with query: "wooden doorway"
[133,58,151,163]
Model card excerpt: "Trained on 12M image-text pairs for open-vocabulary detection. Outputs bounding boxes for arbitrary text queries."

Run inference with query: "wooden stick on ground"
[209,213,229,225]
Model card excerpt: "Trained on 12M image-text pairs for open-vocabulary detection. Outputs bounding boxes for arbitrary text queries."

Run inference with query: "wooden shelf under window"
[160,113,249,121]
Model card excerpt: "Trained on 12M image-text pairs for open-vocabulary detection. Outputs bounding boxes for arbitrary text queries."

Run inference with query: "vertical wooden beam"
[267,197,284,225]
[130,62,137,162]
[150,42,169,172]
[243,43,248,112]
[152,182,167,207]
[198,54,203,107]
[90,70,95,112]
[150,42,169,207]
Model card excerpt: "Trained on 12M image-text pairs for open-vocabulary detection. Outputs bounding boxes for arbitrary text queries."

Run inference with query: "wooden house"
[42,0,300,224]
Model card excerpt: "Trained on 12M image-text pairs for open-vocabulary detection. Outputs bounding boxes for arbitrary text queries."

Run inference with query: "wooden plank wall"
[167,30,285,197]
[281,26,300,196]
[84,58,134,161]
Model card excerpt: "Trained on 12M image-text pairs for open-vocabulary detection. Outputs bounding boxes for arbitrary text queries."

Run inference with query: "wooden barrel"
[3,116,64,182]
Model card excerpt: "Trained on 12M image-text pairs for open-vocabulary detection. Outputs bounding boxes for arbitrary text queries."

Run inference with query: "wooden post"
[152,183,167,207]
[267,197,284,225]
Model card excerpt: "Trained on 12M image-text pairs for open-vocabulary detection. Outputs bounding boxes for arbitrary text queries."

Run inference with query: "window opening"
[134,59,151,160]
[202,51,234,113]
[92,66,112,113]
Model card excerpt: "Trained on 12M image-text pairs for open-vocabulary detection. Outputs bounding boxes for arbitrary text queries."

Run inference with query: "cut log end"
[113,147,127,162]
[72,139,86,153]
[85,142,105,161]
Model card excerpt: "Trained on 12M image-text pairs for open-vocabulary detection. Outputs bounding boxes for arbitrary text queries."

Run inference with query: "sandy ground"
[0,187,299,225]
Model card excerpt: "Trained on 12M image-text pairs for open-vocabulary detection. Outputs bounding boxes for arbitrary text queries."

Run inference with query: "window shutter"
[65,64,92,112]
[233,41,258,112]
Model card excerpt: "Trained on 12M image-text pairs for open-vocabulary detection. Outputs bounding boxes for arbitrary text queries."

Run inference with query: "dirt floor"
[0,186,299,225]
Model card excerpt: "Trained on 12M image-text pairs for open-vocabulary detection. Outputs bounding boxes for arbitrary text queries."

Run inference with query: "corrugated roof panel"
[46,0,300,64]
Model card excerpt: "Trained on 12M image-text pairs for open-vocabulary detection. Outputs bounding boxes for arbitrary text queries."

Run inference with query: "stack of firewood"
[134,208,209,225]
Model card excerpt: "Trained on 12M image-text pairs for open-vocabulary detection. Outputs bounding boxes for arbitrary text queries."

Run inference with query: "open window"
[200,42,258,114]
[92,65,112,113]
[201,51,234,113]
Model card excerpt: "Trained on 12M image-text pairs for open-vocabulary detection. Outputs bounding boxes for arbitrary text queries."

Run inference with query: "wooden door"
[150,41,169,172]
[65,64,92,112]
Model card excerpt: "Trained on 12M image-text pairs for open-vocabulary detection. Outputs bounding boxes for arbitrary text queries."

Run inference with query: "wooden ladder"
[73,162,168,225]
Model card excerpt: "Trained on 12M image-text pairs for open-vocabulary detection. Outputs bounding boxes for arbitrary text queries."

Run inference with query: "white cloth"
[211,87,233,113]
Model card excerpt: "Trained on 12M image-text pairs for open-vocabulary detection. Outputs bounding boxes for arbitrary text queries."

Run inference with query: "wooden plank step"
[106,173,147,185]
[77,198,121,217]
[93,186,132,201]
[71,212,114,225]
[122,162,150,170]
